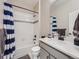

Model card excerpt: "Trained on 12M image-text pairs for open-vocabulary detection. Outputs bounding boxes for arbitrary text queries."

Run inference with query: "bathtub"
[14,44,33,59]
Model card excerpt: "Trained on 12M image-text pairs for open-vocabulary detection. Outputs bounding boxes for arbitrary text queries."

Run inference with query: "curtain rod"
[11,4,38,14]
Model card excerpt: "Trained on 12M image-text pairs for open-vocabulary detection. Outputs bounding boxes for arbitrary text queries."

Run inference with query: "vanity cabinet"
[40,48,49,59]
[40,48,55,59]
[40,41,73,59]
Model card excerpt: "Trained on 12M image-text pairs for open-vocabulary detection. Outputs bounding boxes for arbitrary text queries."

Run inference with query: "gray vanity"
[39,38,79,59]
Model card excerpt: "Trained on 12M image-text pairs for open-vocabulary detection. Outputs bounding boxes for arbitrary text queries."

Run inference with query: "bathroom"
[0,0,79,59]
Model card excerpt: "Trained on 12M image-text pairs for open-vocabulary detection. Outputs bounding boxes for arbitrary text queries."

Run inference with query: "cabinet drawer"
[40,41,72,59]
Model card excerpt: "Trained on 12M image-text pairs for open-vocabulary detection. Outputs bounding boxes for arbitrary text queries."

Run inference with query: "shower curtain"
[51,16,57,33]
[3,2,15,59]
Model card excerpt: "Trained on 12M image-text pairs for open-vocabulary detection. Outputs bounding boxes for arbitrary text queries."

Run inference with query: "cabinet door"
[40,48,56,59]
[54,51,70,59]
[40,41,72,59]
[40,48,49,59]
[50,55,56,59]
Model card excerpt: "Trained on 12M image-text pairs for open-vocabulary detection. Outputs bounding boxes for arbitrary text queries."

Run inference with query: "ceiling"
[10,0,39,10]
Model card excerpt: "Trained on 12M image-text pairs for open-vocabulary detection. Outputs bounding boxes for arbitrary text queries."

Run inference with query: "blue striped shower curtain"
[3,2,15,59]
[51,16,57,33]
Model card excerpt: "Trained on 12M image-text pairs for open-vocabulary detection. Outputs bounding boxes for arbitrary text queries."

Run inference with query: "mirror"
[69,10,79,35]
[50,0,79,36]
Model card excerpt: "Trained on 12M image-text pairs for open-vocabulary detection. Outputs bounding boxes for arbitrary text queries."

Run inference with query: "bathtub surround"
[13,10,38,59]
[3,2,15,59]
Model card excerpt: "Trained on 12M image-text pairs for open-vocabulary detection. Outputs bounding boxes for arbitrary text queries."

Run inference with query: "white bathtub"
[14,44,33,59]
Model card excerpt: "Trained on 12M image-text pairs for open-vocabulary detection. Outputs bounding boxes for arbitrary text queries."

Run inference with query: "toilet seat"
[32,46,40,52]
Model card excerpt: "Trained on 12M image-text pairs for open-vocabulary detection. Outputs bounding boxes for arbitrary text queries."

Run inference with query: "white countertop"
[40,37,79,59]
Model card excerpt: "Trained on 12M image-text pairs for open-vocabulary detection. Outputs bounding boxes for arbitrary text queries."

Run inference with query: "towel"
[50,16,57,33]
[73,14,79,38]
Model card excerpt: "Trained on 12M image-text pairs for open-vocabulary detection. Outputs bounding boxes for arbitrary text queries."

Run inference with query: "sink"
[40,37,79,59]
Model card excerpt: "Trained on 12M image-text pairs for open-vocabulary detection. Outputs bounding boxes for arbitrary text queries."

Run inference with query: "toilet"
[31,46,40,59]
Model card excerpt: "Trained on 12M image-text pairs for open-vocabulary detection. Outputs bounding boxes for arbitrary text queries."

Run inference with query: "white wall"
[50,0,79,35]
[0,0,3,29]
[0,0,3,56]
[39,0,50,37]
[8,0,36,11]
[34,2,39,12]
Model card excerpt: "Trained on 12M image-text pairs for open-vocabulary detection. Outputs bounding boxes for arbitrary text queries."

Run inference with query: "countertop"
[40,37,79,59]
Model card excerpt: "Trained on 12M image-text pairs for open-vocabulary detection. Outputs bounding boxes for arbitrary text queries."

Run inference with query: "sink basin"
[40,37,79,59]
